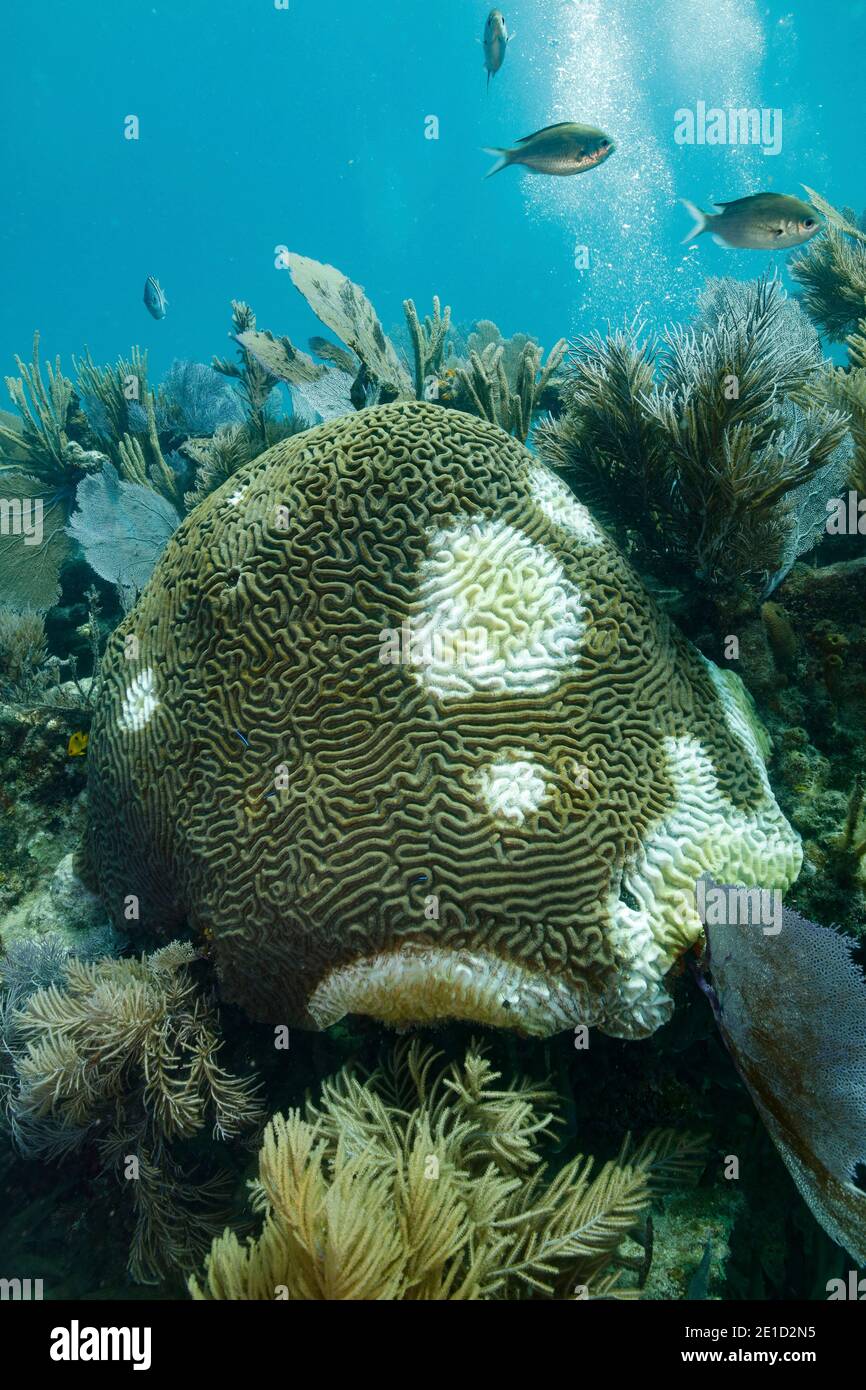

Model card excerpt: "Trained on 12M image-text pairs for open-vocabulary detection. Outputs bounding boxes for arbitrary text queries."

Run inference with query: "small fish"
[680,193,823,250]
[687,1238,713,1300]
[483,9,513,91]
[67,731,89,757]
[143,275,168,319]
[484,123,615,179]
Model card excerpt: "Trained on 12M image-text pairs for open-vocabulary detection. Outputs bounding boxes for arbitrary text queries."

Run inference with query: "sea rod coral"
[78,402,800,1041]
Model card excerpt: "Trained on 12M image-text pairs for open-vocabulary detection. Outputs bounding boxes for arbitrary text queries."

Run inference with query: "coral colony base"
[1,164,866,1301]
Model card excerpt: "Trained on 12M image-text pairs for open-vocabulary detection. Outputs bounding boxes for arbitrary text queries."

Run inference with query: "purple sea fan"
[157,360,243,438]
[699,897,866,1265]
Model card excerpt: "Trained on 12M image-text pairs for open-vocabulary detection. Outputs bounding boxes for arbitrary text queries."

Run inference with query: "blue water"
[2,0,863,383]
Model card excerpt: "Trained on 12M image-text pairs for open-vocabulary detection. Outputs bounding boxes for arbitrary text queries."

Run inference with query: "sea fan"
[156,360,244,439]
[67,462,181,604]
[697,892,866,1266]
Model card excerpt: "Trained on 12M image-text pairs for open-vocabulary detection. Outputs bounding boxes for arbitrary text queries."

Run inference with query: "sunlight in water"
[519,0,770,328]
[663,0,768,192]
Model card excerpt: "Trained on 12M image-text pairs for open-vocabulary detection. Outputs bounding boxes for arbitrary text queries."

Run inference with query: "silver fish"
[680,193,823,250]
[143,275,168,319]
[483,9,512,91]
[484,122,615,179]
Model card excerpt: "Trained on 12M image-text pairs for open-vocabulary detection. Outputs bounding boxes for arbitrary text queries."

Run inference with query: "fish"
[67,731,89,757]
[686,1238,713,1299]
[680,193,823,250]
[484,123,615,179]
[483,9,513,91]
[143,275,168,319]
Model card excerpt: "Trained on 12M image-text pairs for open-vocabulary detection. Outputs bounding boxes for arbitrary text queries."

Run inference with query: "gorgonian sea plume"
[537,278,852,608]
[190,1039,706,1301]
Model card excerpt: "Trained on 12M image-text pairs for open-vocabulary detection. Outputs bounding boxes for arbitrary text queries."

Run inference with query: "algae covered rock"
[78,403,801,1038]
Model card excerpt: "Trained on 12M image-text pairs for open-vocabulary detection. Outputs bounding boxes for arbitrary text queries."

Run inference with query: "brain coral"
[78,402,802,1040]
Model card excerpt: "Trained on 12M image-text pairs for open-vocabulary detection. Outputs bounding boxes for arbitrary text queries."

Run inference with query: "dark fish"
[484,123,615,179]
[143,275,168,319]
[687,1239,713,1299]
[483,9,512,91]
[680,193,823,250]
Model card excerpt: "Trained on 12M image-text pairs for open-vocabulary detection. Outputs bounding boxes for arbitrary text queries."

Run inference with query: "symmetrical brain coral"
[79,402,802,1040]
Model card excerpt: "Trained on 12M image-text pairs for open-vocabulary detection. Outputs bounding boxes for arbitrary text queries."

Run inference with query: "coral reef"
[1,940,263,1282]
[809,307,866,494]
[75,347,183,511]
[190,1040,705,1300]
[283,254,414,402]
[78,401,800,1041]
[0,851,110,952]
[272,252,565,437]
[0,679,97,923]
[452,332,566,443]
[212,301,284,450]
[718,552,866,932]
[0,606,48,698]
[0,309,310,614]
[642,1184,744,1301]
[790,188,866,341]
[4,225,866,1310]
[155,360,244,441]
[404,296,452,398]
[537,278,851,617]
[0,335,88,610]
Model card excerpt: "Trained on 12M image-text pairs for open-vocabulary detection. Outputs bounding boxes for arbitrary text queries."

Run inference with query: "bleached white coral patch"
[226,487,247,508]
[308,943,600,1036]
[603,726,802,1040]
[703,658,774,794]
[529,466,603,545]
[118,667,159,733]
[603,901,674,1040]
[409,517,586,700]
[476,756,549,826]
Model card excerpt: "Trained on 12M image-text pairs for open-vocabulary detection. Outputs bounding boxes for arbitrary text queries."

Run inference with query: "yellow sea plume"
[190,1041,705,1301]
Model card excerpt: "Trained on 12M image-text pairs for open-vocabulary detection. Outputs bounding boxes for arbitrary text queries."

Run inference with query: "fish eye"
[803,217,815,228]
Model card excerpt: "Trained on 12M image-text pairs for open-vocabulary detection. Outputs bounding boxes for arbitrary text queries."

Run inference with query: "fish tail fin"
[483,147,510,178]
[680,198,711,244]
